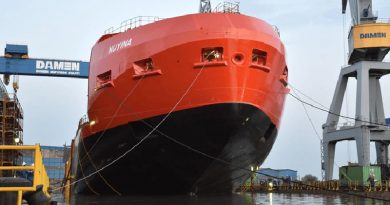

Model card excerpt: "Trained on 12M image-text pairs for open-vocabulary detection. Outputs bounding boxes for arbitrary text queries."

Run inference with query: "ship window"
[133,58,154,75]
[202,47,223,62]
[252,49,267,66]
[96,70,111,86]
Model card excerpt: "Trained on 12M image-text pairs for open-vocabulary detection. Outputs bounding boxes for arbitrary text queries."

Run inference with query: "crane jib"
[0,57,89,78]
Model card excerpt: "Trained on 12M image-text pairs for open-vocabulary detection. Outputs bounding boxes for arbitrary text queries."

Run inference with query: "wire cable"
[139,120,390,202]
[73,74,147,195]
[288,92,389,128]
[290,86,322,141]
[54,51,212,192]
[79,75,146,164]
[288,83,329,110]
[80,135,122,195]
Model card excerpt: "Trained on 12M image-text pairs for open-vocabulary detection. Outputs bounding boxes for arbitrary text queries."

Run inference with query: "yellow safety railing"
[0,144,50,205]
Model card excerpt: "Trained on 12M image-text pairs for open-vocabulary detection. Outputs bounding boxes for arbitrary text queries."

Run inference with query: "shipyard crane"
[0,44,89,92]
[199,0,211,13]
[322,0,390,180]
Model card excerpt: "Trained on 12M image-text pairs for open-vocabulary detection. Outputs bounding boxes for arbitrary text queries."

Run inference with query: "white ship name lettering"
[108,38,133,54]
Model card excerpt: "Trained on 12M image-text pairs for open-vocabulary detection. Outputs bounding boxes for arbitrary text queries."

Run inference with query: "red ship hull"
[71,13,288,195]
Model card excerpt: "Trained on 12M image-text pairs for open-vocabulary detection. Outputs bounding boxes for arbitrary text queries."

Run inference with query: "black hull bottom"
[72,103,278,195]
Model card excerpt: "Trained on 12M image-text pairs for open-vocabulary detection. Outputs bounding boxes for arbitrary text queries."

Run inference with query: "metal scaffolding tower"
[322,0,390,180]
[0,84,23,177]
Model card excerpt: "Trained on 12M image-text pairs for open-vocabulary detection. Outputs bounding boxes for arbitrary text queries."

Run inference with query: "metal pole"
[17,190,22,205]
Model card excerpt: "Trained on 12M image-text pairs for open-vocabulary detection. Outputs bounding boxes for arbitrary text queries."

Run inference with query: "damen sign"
[36,60,81,75]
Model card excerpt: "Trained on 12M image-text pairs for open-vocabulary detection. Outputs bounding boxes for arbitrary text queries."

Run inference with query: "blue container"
[386,118,390,125]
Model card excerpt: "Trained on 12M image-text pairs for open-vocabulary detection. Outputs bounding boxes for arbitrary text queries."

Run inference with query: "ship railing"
[336,122,354,130]
[272,25,281,37]
[350,17,390,27]
[335,121,390,130]
[213,1,240,14]
[357,18,390,25]
[374,18,390,24]
[78,114,89,127]
[104,16,164,34]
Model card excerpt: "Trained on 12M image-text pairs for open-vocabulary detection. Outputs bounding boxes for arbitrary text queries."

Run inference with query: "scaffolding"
[0,85,23,177]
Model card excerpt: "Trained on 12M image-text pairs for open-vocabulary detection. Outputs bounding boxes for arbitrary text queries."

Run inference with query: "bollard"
[348,181,351,190]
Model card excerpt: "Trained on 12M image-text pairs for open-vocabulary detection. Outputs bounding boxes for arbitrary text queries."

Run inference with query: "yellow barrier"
[63,139,75,204]
[0,144,51,205]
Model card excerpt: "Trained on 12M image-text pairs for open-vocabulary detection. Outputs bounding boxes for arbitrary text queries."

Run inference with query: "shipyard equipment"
[322,0,390,180]
[0,44,89,82]
[0,144,51,205]
[0,44,89,172]
[0,44,88,204]
[339,165,381,186]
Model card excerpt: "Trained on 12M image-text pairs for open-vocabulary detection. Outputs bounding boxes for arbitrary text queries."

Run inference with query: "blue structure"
[5,44,28,55]
[386,118,390,125]
[0,44,89,78]
[22,146,69,180]
[257,168,298,181]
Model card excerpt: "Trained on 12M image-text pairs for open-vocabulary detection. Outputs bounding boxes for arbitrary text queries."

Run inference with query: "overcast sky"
[1,0,390,179]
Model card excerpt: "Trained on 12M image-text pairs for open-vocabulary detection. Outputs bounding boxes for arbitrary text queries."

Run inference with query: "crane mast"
[199,0,211,13]
[342,0,377,25]
[322,0,390,180]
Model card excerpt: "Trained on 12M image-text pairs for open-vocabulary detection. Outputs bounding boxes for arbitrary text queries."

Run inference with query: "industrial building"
[256,168,298,181]
[21,145,69,186]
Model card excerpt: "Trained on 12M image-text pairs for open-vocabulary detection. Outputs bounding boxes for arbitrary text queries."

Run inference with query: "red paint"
[82,13,288,138]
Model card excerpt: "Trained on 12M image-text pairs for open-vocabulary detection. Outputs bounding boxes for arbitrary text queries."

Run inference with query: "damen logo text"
[360,32,387,39]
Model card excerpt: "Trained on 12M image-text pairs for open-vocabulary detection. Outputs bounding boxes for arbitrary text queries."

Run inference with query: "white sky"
[1,0,390,179]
